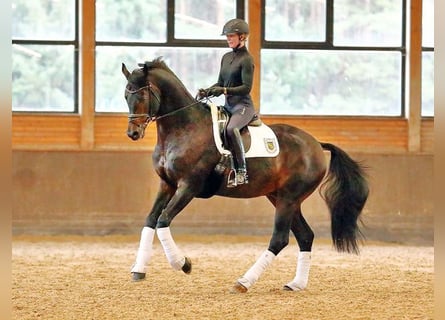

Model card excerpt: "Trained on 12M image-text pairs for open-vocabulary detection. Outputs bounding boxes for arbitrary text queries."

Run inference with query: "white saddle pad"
[209,102,280,158]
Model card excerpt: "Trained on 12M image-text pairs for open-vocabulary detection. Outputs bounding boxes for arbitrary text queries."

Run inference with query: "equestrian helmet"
[221,19,249,35]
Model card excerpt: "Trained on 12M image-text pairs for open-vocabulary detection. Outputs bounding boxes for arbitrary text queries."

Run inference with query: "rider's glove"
[197,88,208,99]
[207,86,224,97]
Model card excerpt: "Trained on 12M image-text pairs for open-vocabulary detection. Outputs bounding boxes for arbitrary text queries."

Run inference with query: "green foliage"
[96,47,227,112]
[12,45,74,111]
[175,0,235,38]
[265,0,325,41]
[261,50,401,115]
[12,0,75,40]
[96,0,166,41]
[12,0,433,116]
[421,52,434,116]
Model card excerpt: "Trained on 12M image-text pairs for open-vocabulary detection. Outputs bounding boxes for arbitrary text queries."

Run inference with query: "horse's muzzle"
[127,130,140,141]
[127,123,145,141]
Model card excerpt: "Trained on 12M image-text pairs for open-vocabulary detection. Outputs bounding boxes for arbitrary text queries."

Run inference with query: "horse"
[121,57,369,293]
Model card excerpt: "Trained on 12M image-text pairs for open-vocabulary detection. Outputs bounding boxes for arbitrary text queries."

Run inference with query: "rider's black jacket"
[213,46,255,113]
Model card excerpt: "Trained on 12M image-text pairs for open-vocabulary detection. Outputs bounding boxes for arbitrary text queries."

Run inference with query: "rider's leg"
[226,106,255,185]
[229,128,248,184]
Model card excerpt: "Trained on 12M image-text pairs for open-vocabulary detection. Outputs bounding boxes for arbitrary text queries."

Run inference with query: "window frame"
[11,0,433,155]
[421,46,434,119]
[421,0,434,119]
[11,0,80,114]
[96,0,245,49]
[94,0,245,113]
[260,0,407,117]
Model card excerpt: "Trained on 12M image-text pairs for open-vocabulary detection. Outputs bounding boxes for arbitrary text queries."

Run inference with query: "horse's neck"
[157,76,209,126]
[154,71,212,141]
[156,91,211,137]
[159,74,193,113]
[158,101,209,128]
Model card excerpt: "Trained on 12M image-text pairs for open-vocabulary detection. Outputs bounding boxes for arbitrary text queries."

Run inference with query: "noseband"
[126,82,161,132]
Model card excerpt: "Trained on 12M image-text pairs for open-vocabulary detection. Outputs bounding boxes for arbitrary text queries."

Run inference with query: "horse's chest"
[153,144,196,175]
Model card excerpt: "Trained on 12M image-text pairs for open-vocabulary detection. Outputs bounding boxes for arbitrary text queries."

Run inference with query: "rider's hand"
[197,88,208,99]
[208,86,224,97]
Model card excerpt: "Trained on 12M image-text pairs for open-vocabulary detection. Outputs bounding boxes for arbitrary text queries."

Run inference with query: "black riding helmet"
[221,18,249,35]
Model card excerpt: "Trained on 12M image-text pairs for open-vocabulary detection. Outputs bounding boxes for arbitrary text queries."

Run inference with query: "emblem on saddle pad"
[264,138,278,154]
[208,103,280,158]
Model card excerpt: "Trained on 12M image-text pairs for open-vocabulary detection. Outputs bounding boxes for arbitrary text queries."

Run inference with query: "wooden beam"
[248,0,261,111]
[80,0,95,150]
[408,0,422,152]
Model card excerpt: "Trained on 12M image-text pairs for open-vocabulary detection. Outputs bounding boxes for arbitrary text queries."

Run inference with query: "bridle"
[125,81,204,130]
[125,82,161,132]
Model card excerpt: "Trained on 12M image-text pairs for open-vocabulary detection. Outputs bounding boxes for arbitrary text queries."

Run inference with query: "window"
[421,0,434,117]
[95,0,242,112]
[174,0,236,40]
[261,0,405,116]
[11,0,431,120]
[264,0,326,42]
[12,0,78,112]
[95,46,228,112]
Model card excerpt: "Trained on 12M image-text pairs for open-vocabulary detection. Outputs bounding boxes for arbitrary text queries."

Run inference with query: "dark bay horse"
[121,57,369,293]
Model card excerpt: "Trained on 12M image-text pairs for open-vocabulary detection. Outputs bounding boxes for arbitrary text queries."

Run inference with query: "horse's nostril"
[128,131,139,140]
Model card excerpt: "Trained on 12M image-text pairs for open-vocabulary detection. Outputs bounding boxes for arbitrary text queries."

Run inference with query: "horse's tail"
[319,142,369,254]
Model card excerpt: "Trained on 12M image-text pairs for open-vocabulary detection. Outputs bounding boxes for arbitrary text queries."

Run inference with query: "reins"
[126,82,204,127]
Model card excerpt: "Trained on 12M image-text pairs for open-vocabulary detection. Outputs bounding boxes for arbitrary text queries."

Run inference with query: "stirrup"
[227,169,248,188]
[236,169,248,185]
[227,168,237,188]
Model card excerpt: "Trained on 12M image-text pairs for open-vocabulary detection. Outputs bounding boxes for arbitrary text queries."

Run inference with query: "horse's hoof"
[131,272,146,282]
[230,282,248,293]
[283,284,304,291]
[182,256,192,274]
[283,285,294,291]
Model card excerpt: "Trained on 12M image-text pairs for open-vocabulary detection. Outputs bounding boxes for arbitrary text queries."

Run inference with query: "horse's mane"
[139,57,172,75]
[138,57,191,96]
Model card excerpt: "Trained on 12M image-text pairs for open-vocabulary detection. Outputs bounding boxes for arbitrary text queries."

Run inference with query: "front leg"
[131,180,175,281]
[155,182,197,273]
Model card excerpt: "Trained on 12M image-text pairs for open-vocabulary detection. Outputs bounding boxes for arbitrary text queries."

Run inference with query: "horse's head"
[122,62,161,141]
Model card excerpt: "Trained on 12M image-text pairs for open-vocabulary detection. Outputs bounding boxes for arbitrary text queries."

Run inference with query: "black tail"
[319,142,369,254]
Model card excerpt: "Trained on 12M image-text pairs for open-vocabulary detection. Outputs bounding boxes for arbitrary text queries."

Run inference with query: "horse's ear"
[122,63,130,79]
[138,62,150,76]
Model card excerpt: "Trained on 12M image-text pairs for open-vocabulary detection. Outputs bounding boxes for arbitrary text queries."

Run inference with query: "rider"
[198,18,256,187]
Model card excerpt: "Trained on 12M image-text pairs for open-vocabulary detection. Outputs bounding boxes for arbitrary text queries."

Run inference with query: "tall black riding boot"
[231,129,248,185]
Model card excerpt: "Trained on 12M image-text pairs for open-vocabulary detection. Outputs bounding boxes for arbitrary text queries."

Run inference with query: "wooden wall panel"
[12,114,434,154]
[93,116,410,152]
[12,151,433,245]
[261,116,408,153]
[11,0,434,155]
[12,115,80,150]
[420,119,434,153]
[94,115,157,150]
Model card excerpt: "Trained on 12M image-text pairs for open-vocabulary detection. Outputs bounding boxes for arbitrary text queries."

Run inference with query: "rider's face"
[226,33,241,48]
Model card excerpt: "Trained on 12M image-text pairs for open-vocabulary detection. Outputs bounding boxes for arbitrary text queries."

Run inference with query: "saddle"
[216,106,262,151]
[206,102,280,186]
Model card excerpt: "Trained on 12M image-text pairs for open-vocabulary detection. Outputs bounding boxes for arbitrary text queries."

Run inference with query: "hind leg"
[232,196,293,293]
[283,209,314,291]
